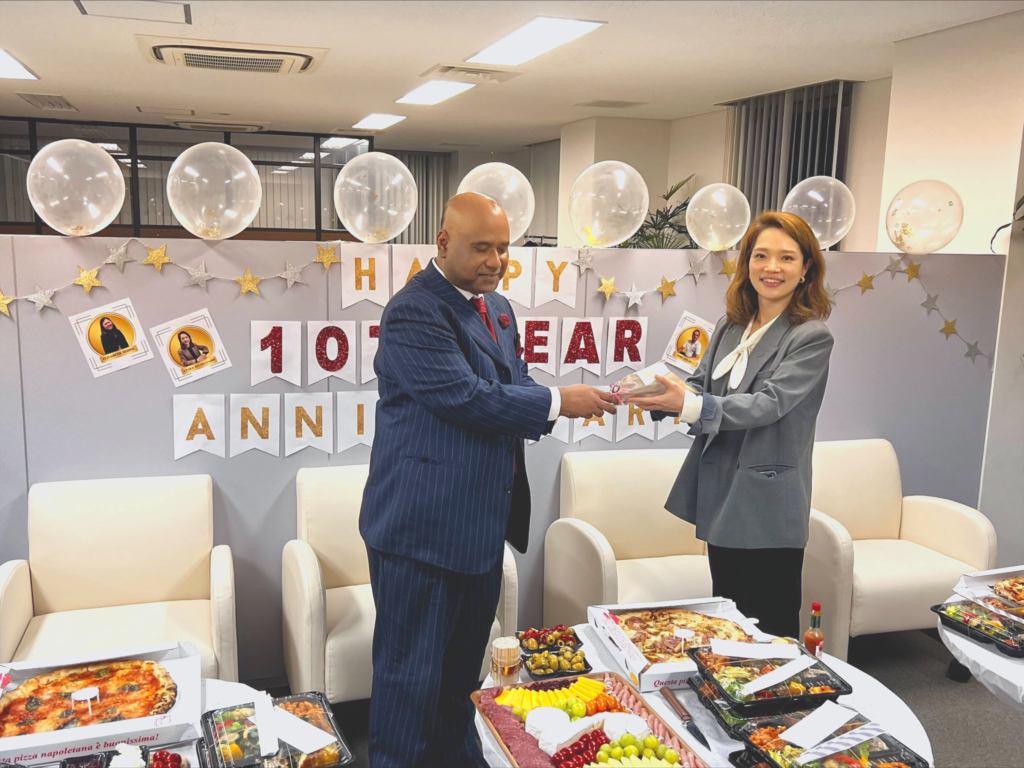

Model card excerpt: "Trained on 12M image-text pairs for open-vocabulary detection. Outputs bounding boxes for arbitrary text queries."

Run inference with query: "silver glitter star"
[921,294,940,316]
[884,255,905,279]
[964,340,983,363]
[571,249,595,274]
[104,242,134,272]
[625,282,645,309]
[279,261,307,289]
[185,260,214,289]
[825,283,839,306]
[27,285,56,312]
[686,253,708,284]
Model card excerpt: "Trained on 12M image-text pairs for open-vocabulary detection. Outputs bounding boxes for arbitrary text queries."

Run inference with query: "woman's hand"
[629,375,693,413]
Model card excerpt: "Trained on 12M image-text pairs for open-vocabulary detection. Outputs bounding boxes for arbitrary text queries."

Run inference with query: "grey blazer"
[661,316,834,549]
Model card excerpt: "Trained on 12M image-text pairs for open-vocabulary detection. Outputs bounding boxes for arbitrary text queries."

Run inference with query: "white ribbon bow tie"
[712,316,779,390]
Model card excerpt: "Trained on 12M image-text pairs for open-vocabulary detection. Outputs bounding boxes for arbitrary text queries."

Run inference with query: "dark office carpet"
[263,630,1024,767]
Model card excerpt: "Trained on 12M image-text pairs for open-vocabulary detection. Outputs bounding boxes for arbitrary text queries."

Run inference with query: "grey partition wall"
[0,235,1005,685]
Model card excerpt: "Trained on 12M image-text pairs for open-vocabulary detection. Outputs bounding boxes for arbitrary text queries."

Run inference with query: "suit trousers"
[707,544,805,639]
[367,546,503,768]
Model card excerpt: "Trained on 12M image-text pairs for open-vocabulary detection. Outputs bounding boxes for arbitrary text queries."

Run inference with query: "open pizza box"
[953,564,1024,627]
[0,642,202,767]
[587,596,769,693]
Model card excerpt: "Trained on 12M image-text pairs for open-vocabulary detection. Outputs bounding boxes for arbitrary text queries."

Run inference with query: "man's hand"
[558,384,618,419]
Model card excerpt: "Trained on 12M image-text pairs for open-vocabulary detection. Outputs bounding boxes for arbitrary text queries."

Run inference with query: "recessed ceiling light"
[300,152,329,160]
[321,137,360,149]
[467,17,605,67]
[0,49,38,80]
[353,114,406,130]
[396,80,476,106]
[95,143,122,152]
[271,170,288,174]
[278,165,298,171]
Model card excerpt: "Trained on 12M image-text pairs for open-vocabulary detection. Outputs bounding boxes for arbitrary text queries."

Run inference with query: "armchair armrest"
[900,495,997,571]
[803,511,854,661]
[0,560,32,664]
[282,539,326,696]
[210,545,238,682]
[543,519,617,628]
[496,544,518,636]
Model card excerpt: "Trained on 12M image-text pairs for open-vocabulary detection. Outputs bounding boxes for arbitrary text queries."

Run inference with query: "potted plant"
[619,175,696,249]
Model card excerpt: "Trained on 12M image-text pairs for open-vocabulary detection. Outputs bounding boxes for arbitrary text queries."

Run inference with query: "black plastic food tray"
[524,653,593,681]
[202,704,263,768]
[687,675,758,738]
[931,603,1024,658]
[272,691,354,768]
[728,750,772,768]
[516,632,584,656]
[686,646,853,716]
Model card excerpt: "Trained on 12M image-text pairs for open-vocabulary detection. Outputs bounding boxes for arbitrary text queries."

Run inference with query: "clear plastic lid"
[202,704,264,768]
[272,692,353,768]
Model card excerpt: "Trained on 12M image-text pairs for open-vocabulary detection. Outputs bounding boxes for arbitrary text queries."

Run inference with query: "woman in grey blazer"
[631,211,834,638]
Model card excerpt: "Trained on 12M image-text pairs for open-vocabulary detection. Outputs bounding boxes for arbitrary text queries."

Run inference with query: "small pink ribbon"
[609,382,623,406]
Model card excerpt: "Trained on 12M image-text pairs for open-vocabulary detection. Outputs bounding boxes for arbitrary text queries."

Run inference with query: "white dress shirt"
[433,260,560,421]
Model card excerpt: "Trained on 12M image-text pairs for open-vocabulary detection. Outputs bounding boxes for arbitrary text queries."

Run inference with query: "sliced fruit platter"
[518,625,583,654]
[473,672,709,768]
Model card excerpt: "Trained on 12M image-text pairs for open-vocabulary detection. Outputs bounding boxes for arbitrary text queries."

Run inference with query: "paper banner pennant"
[534,248,579,308]
[517,316,559,376]
[549,417,571,444]
[496,247,534,308]
[284,393,334,456]
[336,390,380,452]
[605,317,648,377]
[251,321,302,386]
[307,321,357,385]
[615,402,656,441]
[391,245,434,290]
[340,244,390,309]
[571,413,614,443]
[656,414,692,441]
[173,394,225,459]
[230,394,281,457]
[560,317,603,376]
[361,320,381,384]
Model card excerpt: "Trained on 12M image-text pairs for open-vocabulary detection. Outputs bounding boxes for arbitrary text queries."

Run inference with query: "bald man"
[359,193,616,766]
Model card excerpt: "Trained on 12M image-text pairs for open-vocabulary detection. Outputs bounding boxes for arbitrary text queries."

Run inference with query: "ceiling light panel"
[467,17,605,67]
[0,50,38,80]
[397,80,475,105]
[352,114,406,130]
[321,137,360,149]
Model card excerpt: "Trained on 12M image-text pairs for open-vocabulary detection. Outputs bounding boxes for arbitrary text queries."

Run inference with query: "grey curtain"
[385,151,449,245]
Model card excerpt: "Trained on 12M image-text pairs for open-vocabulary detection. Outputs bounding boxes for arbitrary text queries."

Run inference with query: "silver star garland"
[686,253,707,284]
[964,340,983,363]
[625,282,645,308]
[279,261,307,289]
[185,260,214,289]
[884,255,905,279]
[104,242,134,272]
[571,249,595,274]
[921,294,940,316]
[825,283,839,306]
[27,285,56,312]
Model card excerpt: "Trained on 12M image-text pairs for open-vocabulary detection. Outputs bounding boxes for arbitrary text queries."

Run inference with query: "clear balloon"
[26,139,126,236]
[567,161,649,248]
[685,183,751,251]
[885,180,964,255]
[334,152,417,243]
[166,143,262,240]
[783,176,856,249]
[457,163,535,242]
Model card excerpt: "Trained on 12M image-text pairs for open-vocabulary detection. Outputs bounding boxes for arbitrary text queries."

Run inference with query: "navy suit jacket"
[359,261,553,575]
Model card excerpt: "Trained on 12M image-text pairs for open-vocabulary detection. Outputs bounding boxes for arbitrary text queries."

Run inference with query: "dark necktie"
[471,296,498,343]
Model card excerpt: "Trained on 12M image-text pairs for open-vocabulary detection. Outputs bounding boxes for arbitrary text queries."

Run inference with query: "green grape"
[571,702,587,719]
[598,745,611,755]
[623,745,640,759]
[643,749,655,759]
[664,749,680,765]
[619,734,636,748]
[643,735,660,751]
[610,747,624,760]
[595,754,609,765]
[656,745,668,759]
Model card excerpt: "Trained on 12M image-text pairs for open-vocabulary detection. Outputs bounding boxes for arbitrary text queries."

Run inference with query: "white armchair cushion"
[802,511,854,661]
[544,519,617,628]
[0,560,32,664]
[616,556,713,605]
[297,466,370,590]
[849,539,976,635]
[28,475,213,614]
[899,495,997,571]
[282,540,327,698]
[210,545,238,682]
[811,440,903,541]
[12,600,218,678]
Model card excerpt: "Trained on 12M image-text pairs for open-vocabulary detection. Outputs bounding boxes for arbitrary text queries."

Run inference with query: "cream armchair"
[544,450,712,628]
[0,475,237,680]
[283,465,518,703]
[804,439,997,660]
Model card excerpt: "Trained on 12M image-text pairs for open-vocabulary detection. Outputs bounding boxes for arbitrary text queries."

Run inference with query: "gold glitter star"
[904,259,921,282]
[315,243,340,272]
[597,276,617,300]
[856,272,875,294]
[656,276,677,302]
[72,265,104,295]
[142,244,171,273]
[0,286,13,318]
[235,268,262,296]
[719,257,738,280]
[939,319,957,339]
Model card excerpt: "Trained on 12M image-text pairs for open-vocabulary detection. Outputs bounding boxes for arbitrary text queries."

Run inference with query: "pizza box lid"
[954,565,1024,625]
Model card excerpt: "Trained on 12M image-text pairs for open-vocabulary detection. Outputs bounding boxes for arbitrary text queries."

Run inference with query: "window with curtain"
[384,150,449,244]
[725,80,854,215]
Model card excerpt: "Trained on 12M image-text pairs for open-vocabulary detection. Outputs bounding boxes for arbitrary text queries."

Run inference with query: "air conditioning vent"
[576,100,649,109]
[137,35,327,75]
[420,63,523,85]
[173,120,267,132]
[17,93,78,111]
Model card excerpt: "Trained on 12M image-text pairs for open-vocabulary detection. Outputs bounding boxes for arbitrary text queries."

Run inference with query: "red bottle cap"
[812,602,821,611]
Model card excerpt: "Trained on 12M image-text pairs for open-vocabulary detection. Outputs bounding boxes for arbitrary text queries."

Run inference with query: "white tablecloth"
[937,596,1024,712]
[476,623,933,767]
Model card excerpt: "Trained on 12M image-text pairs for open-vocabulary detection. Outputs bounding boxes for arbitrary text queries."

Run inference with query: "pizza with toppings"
[0,661,176,737]
[615,608,752,663]
[993,577,1024,606]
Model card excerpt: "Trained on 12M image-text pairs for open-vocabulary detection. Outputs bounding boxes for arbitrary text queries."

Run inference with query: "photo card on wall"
[150,308,232,387]
[68,298,153,378]
[664,311,716,374]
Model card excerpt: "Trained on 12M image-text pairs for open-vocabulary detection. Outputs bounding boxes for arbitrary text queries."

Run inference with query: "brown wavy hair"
[725,211,831,326]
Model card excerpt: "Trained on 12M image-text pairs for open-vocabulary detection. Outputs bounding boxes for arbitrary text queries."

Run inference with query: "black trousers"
[707,544,805,639]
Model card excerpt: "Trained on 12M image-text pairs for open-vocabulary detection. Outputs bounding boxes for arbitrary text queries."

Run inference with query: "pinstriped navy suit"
[359,260,552,767]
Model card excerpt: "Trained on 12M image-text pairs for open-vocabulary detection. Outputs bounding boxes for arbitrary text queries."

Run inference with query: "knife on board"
[660,685,711,751]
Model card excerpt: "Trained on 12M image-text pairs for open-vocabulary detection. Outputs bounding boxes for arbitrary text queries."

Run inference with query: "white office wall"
[528,139,560,241]
[842,78,892,252]
[667,110,729,197]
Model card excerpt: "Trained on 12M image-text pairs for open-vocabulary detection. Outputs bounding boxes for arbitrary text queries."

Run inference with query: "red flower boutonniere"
[498,313,510,329]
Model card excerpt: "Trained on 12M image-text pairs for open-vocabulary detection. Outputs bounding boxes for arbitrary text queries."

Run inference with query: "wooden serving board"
[471,671,694,768]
